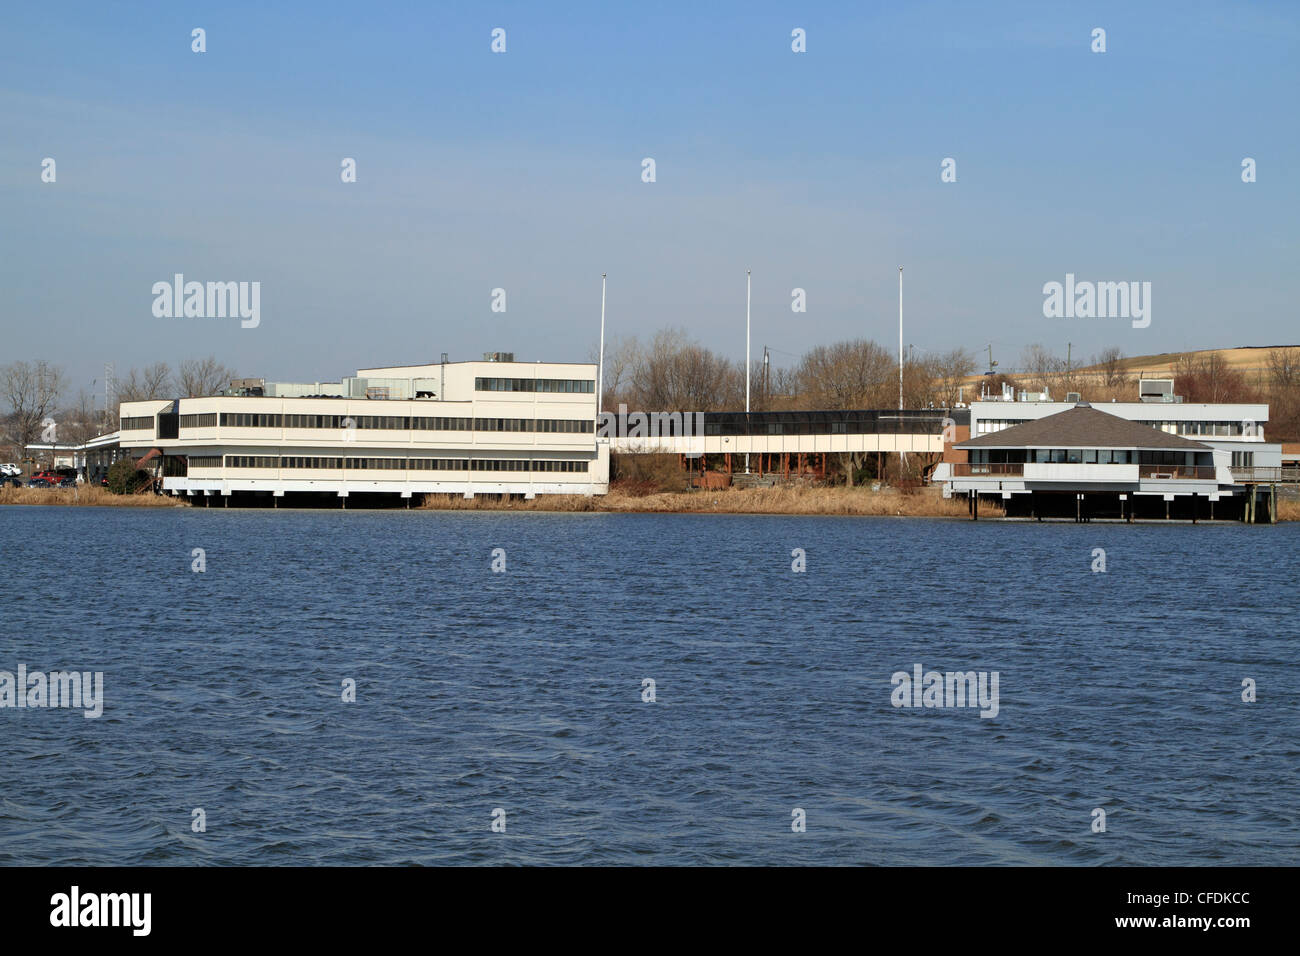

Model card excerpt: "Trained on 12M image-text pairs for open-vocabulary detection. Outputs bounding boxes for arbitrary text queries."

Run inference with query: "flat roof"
[356,360,596,371]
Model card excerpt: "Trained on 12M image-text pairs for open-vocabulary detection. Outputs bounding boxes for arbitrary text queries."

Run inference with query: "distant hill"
[964,345,1299,390]
[1076,345,1297,379]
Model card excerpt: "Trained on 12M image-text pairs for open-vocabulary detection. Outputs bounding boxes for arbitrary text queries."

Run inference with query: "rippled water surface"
[1,506,1297,865]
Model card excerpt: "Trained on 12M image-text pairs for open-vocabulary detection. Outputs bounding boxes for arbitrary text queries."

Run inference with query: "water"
[0,505,1296,865]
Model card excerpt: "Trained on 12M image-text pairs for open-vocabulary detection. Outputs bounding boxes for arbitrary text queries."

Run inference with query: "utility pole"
[763,346,770,409]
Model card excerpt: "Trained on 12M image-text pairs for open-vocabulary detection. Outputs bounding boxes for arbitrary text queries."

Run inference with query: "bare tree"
[769,366,800,408]
[1092,346,1128,388]
[590,335,640,411]
[902,353,943,409]
[58,389,102,448]
[626,328,742,411]
[177,356,237,398]
[1172,353,1257,404]
[1019,344,1063,394]
[931,348,976,408]
[795,339,895,409]
[116,363,173,403]
[0,360,65,453]
[1266,347,1300,442]
[1267,347,1300,391]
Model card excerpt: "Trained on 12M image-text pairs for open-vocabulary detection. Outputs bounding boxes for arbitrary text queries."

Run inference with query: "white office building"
[117,356,609,504]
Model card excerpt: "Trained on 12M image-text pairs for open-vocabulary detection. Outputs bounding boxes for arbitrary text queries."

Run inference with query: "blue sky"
[1,0,1296,392]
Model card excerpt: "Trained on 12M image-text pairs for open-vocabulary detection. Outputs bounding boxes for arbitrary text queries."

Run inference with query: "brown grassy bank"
[416,484,1004,518]
[0,486,189,507]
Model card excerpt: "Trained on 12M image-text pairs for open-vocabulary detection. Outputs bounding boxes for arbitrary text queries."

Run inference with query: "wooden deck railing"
[948,463,1024,476]
[1230,466,1300,483]
[1137,465,1217,479]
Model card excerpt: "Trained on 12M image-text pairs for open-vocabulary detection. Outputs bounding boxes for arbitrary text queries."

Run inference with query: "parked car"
[26,477,55,488]
[1,476,22,488]
[58,477,77,488]
[30,471,63,484]
[0,463,21,477]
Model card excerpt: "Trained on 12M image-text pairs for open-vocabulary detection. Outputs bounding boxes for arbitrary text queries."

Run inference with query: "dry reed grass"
[416,484,1002,517]
[0,485,188,507]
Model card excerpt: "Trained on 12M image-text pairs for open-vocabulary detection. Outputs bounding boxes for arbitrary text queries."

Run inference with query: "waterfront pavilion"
[933,402,1262,521]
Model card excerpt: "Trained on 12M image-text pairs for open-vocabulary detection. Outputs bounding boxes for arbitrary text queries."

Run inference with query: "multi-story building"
[117,355,609,504]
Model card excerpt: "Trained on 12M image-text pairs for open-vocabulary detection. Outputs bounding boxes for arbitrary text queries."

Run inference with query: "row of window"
[474,377,595,393]
[700,416,946,436]
[179,413,218,428]
[120,416,154,431]
[221,413,284,428]
[1141,420,1258,437]
[213,413,594,432]
[474,418,594,433]
[1231,451,1255,467]
[469,459,589,472]
[210,456,590,472]
[970,448,1214,466]
[974,419,1029,434]
[974,418,1260,437]
[133,409,956,436]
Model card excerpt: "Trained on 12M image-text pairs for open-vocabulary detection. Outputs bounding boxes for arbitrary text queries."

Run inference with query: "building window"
[468,459,590,473]
[179,413,218,428]
[219,413,284,428]
[120,416,153,431]
[474,377,594,394]
[408,458,469,471]
[975,419,1028,435]
[344,458,407,470]
[187,456,221,469]
[280,457,343,469]
[412,417,473,431]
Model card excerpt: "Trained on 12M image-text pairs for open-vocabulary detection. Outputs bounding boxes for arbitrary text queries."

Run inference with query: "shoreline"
[4,484,1296,521]
[412,485,1006,518]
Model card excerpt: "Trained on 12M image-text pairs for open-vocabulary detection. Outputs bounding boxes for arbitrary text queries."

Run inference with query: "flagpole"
[745,269,751,474]
[898,266,903,411]
[598,273,606,416]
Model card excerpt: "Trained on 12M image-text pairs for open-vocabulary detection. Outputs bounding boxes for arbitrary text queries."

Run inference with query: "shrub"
[107,458,149,494]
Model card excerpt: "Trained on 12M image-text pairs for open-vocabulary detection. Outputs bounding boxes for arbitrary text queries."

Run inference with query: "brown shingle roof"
[956,404,1213,450]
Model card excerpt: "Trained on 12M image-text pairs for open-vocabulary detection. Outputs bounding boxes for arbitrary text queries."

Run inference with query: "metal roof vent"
[1075,400,1092,408]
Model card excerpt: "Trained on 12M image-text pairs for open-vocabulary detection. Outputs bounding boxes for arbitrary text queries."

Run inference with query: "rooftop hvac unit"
[1065,391,1082,403]
[1139,378,1174,403]
[483,351,515,363]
